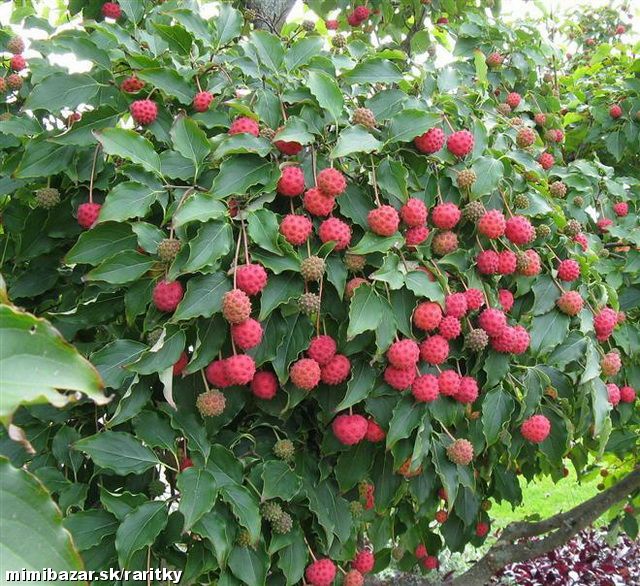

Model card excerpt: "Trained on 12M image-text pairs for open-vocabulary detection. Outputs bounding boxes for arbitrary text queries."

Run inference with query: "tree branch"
[247,0,297,33]
[449,468,640,586]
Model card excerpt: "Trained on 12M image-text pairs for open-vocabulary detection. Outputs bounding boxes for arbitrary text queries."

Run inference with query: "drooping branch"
[449,468,640,586]
[246,0,297,33]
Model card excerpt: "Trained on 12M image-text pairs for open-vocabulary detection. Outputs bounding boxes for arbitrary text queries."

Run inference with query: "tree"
[0,1,638,585]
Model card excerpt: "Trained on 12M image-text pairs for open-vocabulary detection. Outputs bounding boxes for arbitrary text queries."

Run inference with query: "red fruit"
[222,288,252,324]
[352,550,374,574]
[436,17,448,24]
[401,198,428,227]
[303,187,335,217]
[345,277,368,299]
[193,91,214,112]
[290,358,321,390]
[412,374,439,402]
[504,215,535,245]
[446,438,474,465]
[332,414,368,445]
[435,509,448,523]
[152,280,183,312]
[225,354,256,385]
[609,104,623,119]
[205,360,232,388]
[308,336,337,366]
[476,522,490,537]
[446,130,474,157]
[368,205,400,236]
[431,202,461,229]
[557,259,580,282]
[613,202,628,217]
[478,210,506,239]
[486,52,503,68]
[556,291,583,316]
[353,5,371,20]
[520,414,551,443]
[365,419,386,442]
[606,383,620,406]
[432,230,458,255]
[601,352,621,377]
[318,217,352,250]
[456,376,479,403]
[130,99,158,125]
[506,92,521,108]
[491,326,515,353]
[180,457,193,471]
[423,556,439,570]
[510,325,530,354]
[280,214,312,245]
[534,113,547,126]
[420,335,449,365]
[478,308,507,337]
[347,12,363,26]
[519,249,541,276]
[413,302,443,331]
[620,386,636,404]
[273,130,303,156]
[305,558,337,586]
[599,218,615,233]
[317,167,347,197]
[387,339,420,369]
[476,250,500,275]
[236,263,267,296]
[498,289,514,312]
[445,292,468,318]
[438,370,461,397]
[615,24,625,34]
[465,288,485,311]
[498,250,517,275]
[320,354,351,385]
[573,233,588,251]
[415,544,428,559]
[384,365,416,390]
[121,75,145,93]
[251,371,278,400]
[325,19,339,30]
[231,318,263,350]
[594,307,618,340]
[538,152,555,170]
[550,129,564,142]
[414,127,446,154]
[277,166,305,197]
[405,226,429,247]
[439,315,461,340]
[102,2,121,18]
[229,116,259,137]
[77,202,102,229]
[344,570,364,586]
[173,352,188,376]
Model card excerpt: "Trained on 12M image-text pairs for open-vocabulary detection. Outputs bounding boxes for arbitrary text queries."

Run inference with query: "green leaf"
[94,128,162,176]
[115,502,168,567]
[307,70,344,121]
[51,107,120,147]
[130,327,185,376]
[473,49,488,88]
[213,3,243,49]
[350,233,403,255]
[171,116,211,176]
[481,387,515,446]
[386,397,423,449]
[133,410,178,453]
[531,275,560,315]
[277,529,306,585]
[471,157,504,197]
[343,59,403,84]
[331,126,381,158]
[212,155,277,197]
[178,468,219,531]
[193,509,234,569]
[91,340,146,389]
[172,273,231,322]
[228,545,269,586]
[261,461,302,501]
[0,459,85,577]
[0,305,106,423]
[24,73,100,112]
[220,485,261,543]
[74,431,159,475]
[404,271,445,303]
[259,273,304,321]
[98,181,162,223]
[285,36,324,71]
[271,312,314,383]
[386,110,440,144]
[335,360,378,412]
[179,221,232,276]
[85,251,155,284]
[247,209,281,255]
[347,285,385,339]
[214,134,272,159]
[137,68,194,104]
[15,141,74,178]
[549,331,587,368]
[173,192,227,228]
[100,488,148,521]
[63,509,118,550]
[153,23,192,54]
[250,30,285,71]
[530,311,570,356]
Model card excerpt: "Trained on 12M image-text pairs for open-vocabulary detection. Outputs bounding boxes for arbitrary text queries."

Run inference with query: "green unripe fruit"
[236,529,255,548]
[146,328,163,346]
[514,194,530,209]
[457,169,477,189]
[261,501,283,523]
[515,251,530,272]
[352,107,377,129]
[345,253,366,271]
[549,181,567,198]
[462,201,485,223]
[157,238,181,262]
[465,329,488,352]
[536,224,551,239]
[196,389,226,417]
[349,501,364,517]
[273,439,295,461]
[332,34,347,48]
[564,219,582,237]
[35,188,60,209]
[298,292,321,315]
[300,255,325,282]
[272,511,293,534]
[302,20,315,32]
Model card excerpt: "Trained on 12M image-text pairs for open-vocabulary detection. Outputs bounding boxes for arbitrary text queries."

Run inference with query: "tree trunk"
[246,0,297,33]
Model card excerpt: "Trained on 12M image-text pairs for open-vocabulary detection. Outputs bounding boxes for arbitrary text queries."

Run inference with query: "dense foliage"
[0,0,638,584]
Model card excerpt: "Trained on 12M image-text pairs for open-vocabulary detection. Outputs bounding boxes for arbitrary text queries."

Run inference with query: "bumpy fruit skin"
[549,181,567,198]
[465,328,488,352]
[600,351,622,377]
[476,522,490,538]
[506,92,521,108]
[412,374,439,402]
[432,230,458,256]
[478,308,507,337]
[536,224,551,239]
[325,19,339,30]
[298,292,321,315]
[261,501,283,523]
[352,107,376,128]
[251,371,278,399]
[6,73,22,90]
[305,558,337,586]
[368,205,400,236]
[130,99,158,125]
[400,198,428,227]
[516,127,536,147]
[272,511,293,534]
[290,358,321,390]
[121,75,145,92]
[387,339,420,369]
[222,289,252,323]
[192,91,214,112]
[519,249,541,276]
[556,291,583,316]
[609,104,623,119]
[277,166,305,197]
[439,315,461,340]
[457,168,477,189]
[534,112,547,126]
[332,34,347,48]
[383,365,416,390]
[102,2,122,18]
[318,217,351,250]
[280,214,313,245]
[463,200,484,222]
[465,288,485,311]
[414,127,445,154]
[229,116,259,137]
[438,370,461,397]
[303,187,335,217]
[476,250,499,275]
[317,167,347,197]
[352,550,374,574]
[413,302,442,331]
[157,238,181,261]
[273,438,295,460]
[236,263,267,296]
[205,359,231,388]
[344,570,364,586]
[196,389,226,417]
[345,277,368,299]
[10,54,26,71]
[173,352,188,375]
[445,292,468,318]
[405,226,429,247]
[435,509,448,523]
[505,215,535,245]
[77,202,102,229]
[446,438,474,465]
[498,289,515,313]
[446,130,474,157]
[432,202,461,229]
[321,354,351,385]
[606,384,621,406]
[594,307,618,341]
[478,209,506,239]
[620,386,636,404]
[521,414,551,443]
[308,335,337,366]
[557,259,580,281]
[538,152,555,170]
[6,36,25,54]
[456,376,479,403]
[273,129,303,156]
[613,202,628,217]
[332,413,368,445]
[597,217,613,233]
[365,419,386,442]
[152,280,184,312]
[420,335,449,365]
[35,187,60,209]
[231,318,263,350]
[300,256,325,282]
[225,354,256,385]
[497,103,512,116]
[486,51,503,68]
